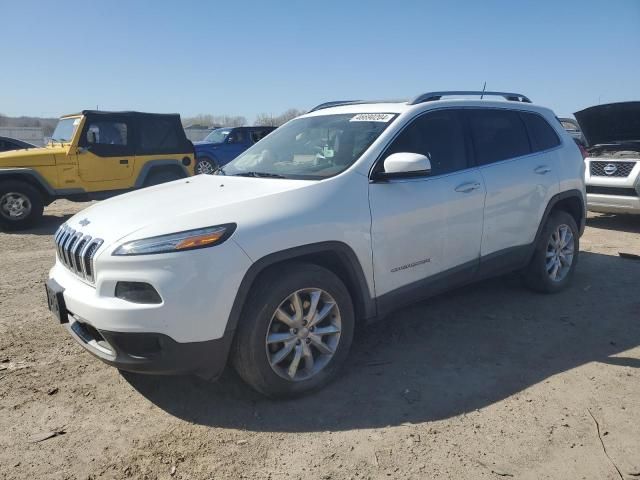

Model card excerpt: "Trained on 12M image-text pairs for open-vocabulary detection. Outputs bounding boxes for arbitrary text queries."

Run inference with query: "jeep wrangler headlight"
[112,224,236,256]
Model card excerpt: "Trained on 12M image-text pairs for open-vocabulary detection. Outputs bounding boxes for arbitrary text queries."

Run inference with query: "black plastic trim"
[65,324,231,379]
[226,241,376,335]
[134,160,191,188]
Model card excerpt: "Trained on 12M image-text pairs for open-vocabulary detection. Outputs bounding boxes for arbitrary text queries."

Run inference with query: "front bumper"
[587,193,640,214]
[47,238,253,377]
[64,313,232,378]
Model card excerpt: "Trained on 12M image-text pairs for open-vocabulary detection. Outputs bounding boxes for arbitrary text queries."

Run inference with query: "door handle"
[119,159,129,165]
[454,182,481,193]
[534,165,551,174]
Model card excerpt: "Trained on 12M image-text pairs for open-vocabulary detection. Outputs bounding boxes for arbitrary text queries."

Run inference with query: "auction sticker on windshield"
[350,113,395,122]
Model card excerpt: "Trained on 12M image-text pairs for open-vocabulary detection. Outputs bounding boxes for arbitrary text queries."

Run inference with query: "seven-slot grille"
[590,161,636,177]
[54,224,103,283]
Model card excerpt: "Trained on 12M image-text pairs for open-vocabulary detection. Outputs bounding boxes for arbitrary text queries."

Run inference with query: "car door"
[465,108,560,263]
[369,109,486,303]
[77,115,135,183]
[222,128,251,162]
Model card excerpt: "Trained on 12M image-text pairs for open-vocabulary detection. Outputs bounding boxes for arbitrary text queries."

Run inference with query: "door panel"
[370,171,486,296]
[464,108,560,256]
[368,108,485,298]
[479,151,559,255]
[77,116,135,182]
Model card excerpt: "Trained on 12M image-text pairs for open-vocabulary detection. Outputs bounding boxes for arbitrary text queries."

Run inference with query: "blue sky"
[1,0,638,120]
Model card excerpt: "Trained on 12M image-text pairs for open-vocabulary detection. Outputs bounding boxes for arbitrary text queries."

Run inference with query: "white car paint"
[48,96,585,372]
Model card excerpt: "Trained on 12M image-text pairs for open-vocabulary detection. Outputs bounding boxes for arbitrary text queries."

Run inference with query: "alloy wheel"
[265,288,342,381]
[195,159,217,175]
[546,224,574,282]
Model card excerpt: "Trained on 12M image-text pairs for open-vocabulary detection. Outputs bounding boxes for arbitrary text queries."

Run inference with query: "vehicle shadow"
[123,251,640,432]
[0,214,71,236]
[586,213,640,234]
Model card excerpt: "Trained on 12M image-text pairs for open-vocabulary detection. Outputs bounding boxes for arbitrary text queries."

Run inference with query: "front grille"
[590,161,636,177]
[54,225,104,283]
[586,185,639,197]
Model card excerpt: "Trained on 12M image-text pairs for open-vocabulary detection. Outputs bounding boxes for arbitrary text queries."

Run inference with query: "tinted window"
[467,109,530,165]
[138,117,184,154]
[521,112,560,152]
[384,110,468,176]
[228,129,247,144]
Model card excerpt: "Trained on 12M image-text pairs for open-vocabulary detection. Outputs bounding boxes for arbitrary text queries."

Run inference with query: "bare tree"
[254,108,304,127]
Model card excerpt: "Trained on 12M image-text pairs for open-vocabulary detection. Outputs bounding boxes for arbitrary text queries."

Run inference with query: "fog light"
[115,282,162,304]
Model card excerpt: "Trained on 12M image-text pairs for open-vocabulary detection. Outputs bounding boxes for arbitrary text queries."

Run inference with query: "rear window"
[137,117,188,154]
[521,112,561,152]
[467,109,531,165]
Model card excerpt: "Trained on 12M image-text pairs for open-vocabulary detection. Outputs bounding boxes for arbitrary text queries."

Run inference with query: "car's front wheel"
[0,180,44,230]
[195,157,218,175]
[232,263,355,397]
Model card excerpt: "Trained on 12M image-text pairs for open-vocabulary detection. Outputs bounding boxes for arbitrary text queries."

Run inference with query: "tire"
[231,263,355,398]
[195,157,218,175]
[143,169,183,187]
[523,210,579,293]
[0,180,44,230]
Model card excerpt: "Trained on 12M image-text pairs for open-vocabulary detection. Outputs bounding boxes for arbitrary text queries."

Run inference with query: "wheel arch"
[226,242,376,337]
[134,160,190,188]
[0,168,54,200]
[534,189,586,246]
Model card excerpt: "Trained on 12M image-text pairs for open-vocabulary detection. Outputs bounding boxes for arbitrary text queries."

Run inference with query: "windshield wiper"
[232,171,286,179]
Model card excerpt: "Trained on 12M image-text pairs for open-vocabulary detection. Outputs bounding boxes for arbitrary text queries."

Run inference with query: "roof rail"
[408,91,532,105]
[308,100,364,113]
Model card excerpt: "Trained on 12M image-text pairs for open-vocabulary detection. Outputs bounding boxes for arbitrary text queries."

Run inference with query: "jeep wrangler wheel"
[232,263,355,397]
[195,157,218,175]
[523,210,579,293]
[0,180,44,230]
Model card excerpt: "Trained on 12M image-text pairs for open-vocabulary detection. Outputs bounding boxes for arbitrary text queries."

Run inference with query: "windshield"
[51,117,81,143]
[203,128,232,144]
[221,113,396,179]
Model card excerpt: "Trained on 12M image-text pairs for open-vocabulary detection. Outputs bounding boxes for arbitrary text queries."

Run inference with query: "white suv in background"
[46,91,586,397]
[575,101,640,214]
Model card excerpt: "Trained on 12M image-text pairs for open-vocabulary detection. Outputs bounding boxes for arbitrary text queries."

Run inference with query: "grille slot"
[54,224,104,283]
[590,161,636,177]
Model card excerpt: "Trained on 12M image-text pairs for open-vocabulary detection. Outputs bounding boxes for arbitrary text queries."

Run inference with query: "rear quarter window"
[521,112,561,152]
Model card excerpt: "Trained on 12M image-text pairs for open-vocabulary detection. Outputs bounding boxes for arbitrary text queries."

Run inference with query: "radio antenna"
[480,82,487,99]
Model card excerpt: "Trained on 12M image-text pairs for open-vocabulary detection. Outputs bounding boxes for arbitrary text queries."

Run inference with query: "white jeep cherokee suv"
[46,91,586,397]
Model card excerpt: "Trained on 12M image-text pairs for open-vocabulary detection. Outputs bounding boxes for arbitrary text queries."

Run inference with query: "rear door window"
[521,112,561,152]
[467,109,531,165]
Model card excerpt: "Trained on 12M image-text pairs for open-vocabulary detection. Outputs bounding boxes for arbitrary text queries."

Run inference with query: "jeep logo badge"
[603,163,618,175]
[79,218,90,227]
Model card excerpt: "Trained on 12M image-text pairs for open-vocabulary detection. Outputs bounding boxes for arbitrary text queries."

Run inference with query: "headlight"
[112,224,236,256]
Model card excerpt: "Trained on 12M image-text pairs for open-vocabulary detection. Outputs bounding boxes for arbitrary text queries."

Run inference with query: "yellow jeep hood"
[0,145,67,167]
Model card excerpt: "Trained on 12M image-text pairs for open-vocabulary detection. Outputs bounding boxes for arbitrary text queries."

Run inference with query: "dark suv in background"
[193,126,276,174]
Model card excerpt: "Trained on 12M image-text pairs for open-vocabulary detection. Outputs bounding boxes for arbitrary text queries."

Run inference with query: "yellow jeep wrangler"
[0,110,195,230]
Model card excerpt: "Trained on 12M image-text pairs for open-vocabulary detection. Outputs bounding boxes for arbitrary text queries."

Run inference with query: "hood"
[65,174,313,246]
[574,101,640,146]
[0,144,67,167]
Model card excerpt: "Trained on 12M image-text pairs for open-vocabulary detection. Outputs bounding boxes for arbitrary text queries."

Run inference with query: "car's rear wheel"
[232,263,354,397]
[195,157,218,175]
[0,180,44,230]
[524,210,579,293]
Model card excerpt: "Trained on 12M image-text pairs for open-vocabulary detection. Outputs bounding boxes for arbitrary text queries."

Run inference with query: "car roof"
[303,98,555,119]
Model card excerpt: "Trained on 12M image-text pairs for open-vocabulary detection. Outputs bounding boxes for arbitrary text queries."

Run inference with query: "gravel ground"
[1,200,639,480]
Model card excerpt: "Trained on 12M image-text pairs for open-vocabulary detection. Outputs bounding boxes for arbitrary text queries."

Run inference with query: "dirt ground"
[0,200,639,480]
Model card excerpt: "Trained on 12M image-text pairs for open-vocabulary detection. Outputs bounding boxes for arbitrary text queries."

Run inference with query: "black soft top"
[62,110,182,119]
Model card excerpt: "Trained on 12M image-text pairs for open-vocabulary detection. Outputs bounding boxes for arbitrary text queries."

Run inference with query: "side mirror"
[374,152,431,180]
